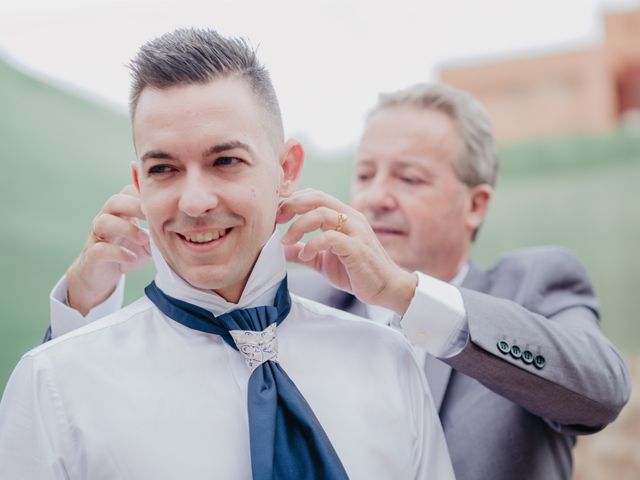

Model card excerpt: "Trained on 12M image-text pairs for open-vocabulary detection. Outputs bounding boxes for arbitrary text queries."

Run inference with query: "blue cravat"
[145,277,349,480]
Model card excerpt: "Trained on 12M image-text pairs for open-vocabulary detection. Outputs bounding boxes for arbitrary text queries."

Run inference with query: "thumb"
[283,242,321,271]
[283,242,304,263]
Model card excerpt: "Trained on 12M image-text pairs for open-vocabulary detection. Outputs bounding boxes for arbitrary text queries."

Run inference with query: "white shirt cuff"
[49,274,125,339]
[400,271,469,358]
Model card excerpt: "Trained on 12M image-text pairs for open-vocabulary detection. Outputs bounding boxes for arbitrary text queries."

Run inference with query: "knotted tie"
[145,277,349,480]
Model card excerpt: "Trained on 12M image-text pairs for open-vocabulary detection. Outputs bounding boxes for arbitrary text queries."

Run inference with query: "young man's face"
[132,77,301,302]
[351,105,479,281]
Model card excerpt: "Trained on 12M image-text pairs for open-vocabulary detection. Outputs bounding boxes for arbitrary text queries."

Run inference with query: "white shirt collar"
[449,262,469,287]
[152,230,286,316]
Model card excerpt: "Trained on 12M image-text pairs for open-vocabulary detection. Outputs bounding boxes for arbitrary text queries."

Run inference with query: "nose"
[353,177,397,216]
[178,170,219,217]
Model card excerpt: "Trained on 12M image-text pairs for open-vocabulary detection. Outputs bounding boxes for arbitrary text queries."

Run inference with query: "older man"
[45,84,629,478]
[0,29,455,479]
[278,85,631,479]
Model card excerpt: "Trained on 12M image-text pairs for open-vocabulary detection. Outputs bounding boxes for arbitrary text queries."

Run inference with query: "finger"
[283,242,324,271]
[277,189,350,224]
[281,207,353,245]
[92,213,149,246]
[119,184,140,197]
[119,243,152,273]
[119,237,151,259]
[283,242,303,262]
[84,241,139,266]
[102,192,145,220]
[298,230,353,262]
[278,189,342,222]
[137,234,152,255]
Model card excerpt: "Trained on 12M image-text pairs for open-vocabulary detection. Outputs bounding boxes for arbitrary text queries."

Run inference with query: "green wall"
[1,57,638,393]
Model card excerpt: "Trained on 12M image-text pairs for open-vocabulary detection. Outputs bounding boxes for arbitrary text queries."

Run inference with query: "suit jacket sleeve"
[444,247,631,434]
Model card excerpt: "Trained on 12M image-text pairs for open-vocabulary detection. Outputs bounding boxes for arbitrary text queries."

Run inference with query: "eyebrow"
[140,140,253,163]
[140,150,177,163]
[203,140,253,157]
[392,160,424,170]
[357,158,423,170]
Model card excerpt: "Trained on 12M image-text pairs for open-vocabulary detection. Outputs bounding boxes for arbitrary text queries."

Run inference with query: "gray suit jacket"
[289,246,631,480]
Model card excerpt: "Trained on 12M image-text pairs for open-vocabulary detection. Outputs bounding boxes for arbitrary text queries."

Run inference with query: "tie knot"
[220,304,279,333]
[229,323,278,372]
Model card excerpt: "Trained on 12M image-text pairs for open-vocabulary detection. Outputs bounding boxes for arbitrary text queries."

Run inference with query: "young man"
[0,29,455,479]
[47,82,632,479]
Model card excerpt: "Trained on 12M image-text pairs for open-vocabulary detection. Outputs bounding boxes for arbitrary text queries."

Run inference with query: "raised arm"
[443,248,631,433]
[278,190,631,434]
[48,185,149,339]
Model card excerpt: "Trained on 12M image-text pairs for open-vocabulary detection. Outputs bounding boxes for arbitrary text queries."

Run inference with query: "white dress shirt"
[0,233,455,480]
[50,263,471,358]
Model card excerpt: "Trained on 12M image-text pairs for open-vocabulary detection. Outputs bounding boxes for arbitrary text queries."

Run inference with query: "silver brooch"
[229,323,278,373]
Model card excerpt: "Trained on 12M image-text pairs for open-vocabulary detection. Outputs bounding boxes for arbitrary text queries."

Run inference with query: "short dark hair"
[128,28,283,142]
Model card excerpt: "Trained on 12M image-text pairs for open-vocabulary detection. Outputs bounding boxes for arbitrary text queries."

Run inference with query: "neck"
[425,250,470,283]
[213,274,251,304]
[151,230,287,315]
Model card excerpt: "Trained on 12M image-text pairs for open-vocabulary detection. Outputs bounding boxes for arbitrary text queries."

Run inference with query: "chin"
[180,266,229,292]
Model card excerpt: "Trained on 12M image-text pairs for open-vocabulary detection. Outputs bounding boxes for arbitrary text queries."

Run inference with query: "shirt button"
[534,355,546,370]
[522,350,534,364]
[510,345,522,359]
[497,340,510,354]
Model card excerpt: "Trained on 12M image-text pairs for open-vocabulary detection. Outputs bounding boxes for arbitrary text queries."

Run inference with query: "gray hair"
[368,83,498,188]
[128,28,283,142]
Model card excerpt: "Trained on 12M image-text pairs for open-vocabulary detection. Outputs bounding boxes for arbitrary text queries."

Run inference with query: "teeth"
[185,229,228,243]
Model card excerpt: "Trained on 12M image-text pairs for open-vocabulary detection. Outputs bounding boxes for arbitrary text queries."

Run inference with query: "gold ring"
[335,212,347,232]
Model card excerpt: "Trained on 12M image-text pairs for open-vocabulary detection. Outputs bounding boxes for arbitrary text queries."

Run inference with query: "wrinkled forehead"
[357,105,463,168]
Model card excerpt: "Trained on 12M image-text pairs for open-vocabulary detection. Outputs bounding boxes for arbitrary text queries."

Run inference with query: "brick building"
[439,8,640,143]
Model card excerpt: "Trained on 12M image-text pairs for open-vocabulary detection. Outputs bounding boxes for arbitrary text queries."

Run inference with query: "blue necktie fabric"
[145,277,349,480]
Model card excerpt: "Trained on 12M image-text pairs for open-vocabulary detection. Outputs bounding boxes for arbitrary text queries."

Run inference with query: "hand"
[277,189,417,315]
[66,185,150,316]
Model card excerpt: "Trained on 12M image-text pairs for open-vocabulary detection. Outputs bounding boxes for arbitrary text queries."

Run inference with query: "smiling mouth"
[372,227,405,235]
[178,228,232,244]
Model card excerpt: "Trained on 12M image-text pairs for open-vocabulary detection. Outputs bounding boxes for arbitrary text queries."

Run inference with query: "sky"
[1,0,638,151]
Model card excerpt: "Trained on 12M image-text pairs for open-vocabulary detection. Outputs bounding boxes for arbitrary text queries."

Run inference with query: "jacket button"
[534,355,546,369]
[497,340,510,354]
[522,350,534,364]
[510,345,522,359]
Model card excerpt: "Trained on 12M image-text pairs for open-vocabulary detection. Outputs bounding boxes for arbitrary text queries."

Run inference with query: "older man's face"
[351,106,475,281]
[132,77,292,302]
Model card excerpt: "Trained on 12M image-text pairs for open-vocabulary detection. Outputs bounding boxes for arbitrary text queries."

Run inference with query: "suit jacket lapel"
[461,261,491,292]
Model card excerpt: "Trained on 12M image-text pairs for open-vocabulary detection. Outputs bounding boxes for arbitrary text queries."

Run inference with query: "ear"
[131,161,141,192]
[278,139,304,198]
[465,184,492,232]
